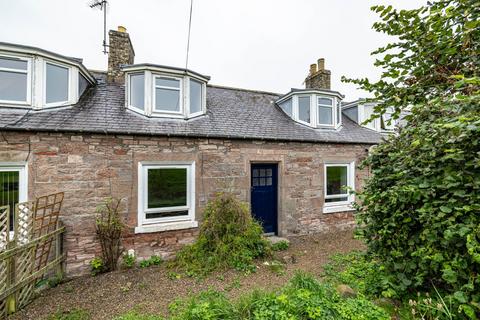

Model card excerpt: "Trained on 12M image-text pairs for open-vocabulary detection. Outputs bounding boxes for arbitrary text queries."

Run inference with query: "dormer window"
[154,76,182,113]
[0,43,95,110]
[276,89,343,129]
[342,101,397,133]
[123,64,209,119]
[0,56,31,104]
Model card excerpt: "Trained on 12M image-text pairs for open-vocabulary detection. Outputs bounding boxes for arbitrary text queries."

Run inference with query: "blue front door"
[251,163,278,234]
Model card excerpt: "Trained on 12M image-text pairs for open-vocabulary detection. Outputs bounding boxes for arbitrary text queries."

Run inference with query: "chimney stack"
[305,57,331,90]
[107,26,135,83]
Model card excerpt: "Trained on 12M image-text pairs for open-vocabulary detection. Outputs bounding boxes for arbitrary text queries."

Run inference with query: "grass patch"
[47,309,90,320]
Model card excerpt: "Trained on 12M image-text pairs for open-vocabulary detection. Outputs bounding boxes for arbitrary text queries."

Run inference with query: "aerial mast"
[89,0,108,54]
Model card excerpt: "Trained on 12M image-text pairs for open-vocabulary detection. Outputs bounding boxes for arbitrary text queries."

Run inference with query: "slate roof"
[0,73,382,144]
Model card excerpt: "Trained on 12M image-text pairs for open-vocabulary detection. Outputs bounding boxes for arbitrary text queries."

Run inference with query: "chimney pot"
[317,58,325,71]
[117,25,127,33]
[309,64,317,75]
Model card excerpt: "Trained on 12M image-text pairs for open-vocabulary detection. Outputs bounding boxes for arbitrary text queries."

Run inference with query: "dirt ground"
[9,230,364,320]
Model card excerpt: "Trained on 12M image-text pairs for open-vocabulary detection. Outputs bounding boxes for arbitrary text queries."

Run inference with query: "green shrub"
[168,272,389,320]
[90,257,105,276]
[122,251,137,269]
[355,95,480,318]
[271,240,289,251]
[139,255,163,268]
[95,197,125,272]
[174,192,270,276]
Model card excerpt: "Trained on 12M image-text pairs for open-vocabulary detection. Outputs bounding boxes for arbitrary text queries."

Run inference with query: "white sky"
[0,0,425,101]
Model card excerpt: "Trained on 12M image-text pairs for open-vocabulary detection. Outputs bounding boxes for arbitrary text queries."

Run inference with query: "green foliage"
[322,251,387,298]
[355,94,480,318]
[139,255,163,268]
[95,197,125,272]
[271,240,289,251]
[174,192,270,276]
[47,309,90,320]
[122,252,137,269]
[343,0,480,120]
[90,257,105,276]
[168,272,389,320]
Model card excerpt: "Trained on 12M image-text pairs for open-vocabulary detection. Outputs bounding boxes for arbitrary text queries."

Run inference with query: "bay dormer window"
[0,56,31,105]
[276,89,343,129]
[124,64,209,119]
[0,43,95,110]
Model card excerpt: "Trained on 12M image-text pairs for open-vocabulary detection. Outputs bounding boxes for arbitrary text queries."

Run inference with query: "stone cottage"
[0,27,383,276]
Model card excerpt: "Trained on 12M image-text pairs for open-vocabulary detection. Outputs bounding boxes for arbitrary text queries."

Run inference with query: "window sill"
[135,220,198,234]
[323,204,355,214]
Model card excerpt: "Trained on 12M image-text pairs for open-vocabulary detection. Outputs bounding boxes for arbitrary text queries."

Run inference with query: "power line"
[185,0,194,70]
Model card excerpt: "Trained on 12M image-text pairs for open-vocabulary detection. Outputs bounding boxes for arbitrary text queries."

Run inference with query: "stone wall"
[0,131,370,276]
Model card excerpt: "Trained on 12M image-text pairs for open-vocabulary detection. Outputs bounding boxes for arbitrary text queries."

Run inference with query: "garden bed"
[8,230,364,320]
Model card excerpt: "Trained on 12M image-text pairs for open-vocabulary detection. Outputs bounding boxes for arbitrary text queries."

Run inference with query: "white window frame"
[43,59,73,108]
[296,95,312,126]
[0,162,28,233]
[0,54,32,106]
[317,96,334,126]
[323,162,355,213]
[187,77,206,117]
[136,161,197,234]
[152,75,183,115]
[336,99,342,128]
[127,72,146,113]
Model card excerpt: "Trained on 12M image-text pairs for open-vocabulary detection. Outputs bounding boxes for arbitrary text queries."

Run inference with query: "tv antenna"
[89,0,108,54]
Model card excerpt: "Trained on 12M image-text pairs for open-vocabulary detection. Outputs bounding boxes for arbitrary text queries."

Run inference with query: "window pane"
[147,168,187,210]
[46,63,69,103]
[0,170,20,230]
[0,57,27,70]
[155,88,180,112]
[189,79,202,114]
[325,196,348,203]
[318,106,332,124]
[318,97,332,106]
[146,210,188,219]
[156,77,180,88]
[129,73,144,110]
[0,71,27,101]
[326,166,348,196]
[336,101,341,124]
[298,96,310,123]
[279,99,292,116]
[78,73,89,97]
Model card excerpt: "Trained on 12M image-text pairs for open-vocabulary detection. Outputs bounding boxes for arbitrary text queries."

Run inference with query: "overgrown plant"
[95,197,125,272]
[174,192,270,276]
[90,257,105,276]
[167,272,389,320]
[342,0,480,318]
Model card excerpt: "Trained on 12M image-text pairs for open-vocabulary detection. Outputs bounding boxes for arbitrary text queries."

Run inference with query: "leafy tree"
[343,0,479,119]
[346,0,480,318]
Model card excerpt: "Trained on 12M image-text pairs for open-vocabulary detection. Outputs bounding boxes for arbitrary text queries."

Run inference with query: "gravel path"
[9,230,364,320]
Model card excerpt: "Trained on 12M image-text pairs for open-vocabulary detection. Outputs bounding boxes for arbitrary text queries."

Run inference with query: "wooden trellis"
[0,192,65,317]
